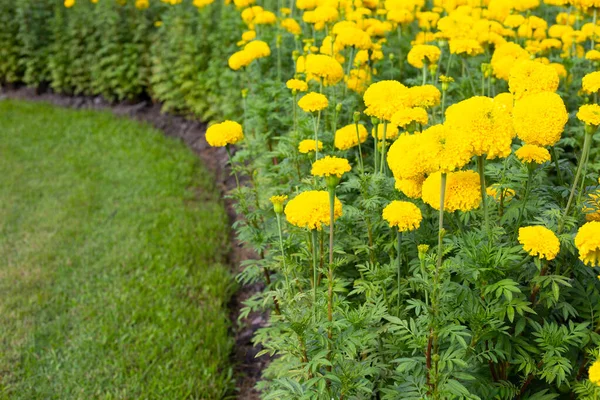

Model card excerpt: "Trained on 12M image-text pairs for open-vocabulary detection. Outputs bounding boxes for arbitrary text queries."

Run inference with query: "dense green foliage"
[0,100,234,399]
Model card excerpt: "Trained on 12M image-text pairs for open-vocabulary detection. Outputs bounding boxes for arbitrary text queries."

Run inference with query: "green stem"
[380,121,388,174]
[311,229,319,315]
[225,145,240,189]
[397,229,402,311]
[313,111,321,161]
[327,187,335,372]
[558,131,593,233]
[276,213,287,284]
[477,156,490,235]
[373,122,379,172]
[422,63,428,85]
[354,122,365,174]
[514,167,533,240]
[551,146,564,187]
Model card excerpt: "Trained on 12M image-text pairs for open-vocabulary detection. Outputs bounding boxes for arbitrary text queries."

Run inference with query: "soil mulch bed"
[0,86,269,400]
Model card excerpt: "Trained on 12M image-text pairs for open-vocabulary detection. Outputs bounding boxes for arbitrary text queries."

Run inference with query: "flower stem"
[276,213,288,285]
[477,156,490,235]
[311,229,319,316]
[373,121,379,172]
[313,111,322,161]
[514,167,533,240]
[422,64,428,85]
[558,131,593,233]
[225,145,240,189]
[551,146,564,187]
[327,187,336,373]
[354,122,365,174]
[397,228,402,311]
[380,121,388,174]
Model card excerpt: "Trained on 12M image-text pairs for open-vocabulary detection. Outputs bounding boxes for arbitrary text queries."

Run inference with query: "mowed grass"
[0,100,234,399]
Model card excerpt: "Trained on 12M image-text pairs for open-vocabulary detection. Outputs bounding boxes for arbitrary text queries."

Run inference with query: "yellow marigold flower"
[311,156,352,178]
[395,176,424,199]
[449,38,484,56]
[550,63,567,79]
[421,170,482,212]
[577,104,600,126]
[334,124,368,150]
[515,144,551,164]
[296,0,317,9]
[408,85,441,108]
[407,44,441,68]
[363,80,410,121]
[335,26,373,50]
[298,92,328,112]
[254,10,277,25]
[234,0,256,7]
[508,60,559,100]
[486,184,515,202]
[205,121,244,147]
[228,50,253,70]
[298,139,323,153]
[513,92,567,147]
[281,7,291,15]
[583,190,600,221]
[504,14,526,28]
[382,201,423,232]
[445,96,515,159]
[589,360,600,386]
[241,30,256,42]
[244,40,271,59]
[518,226,560,260]
[582,71,600,94]
[281,18,302,35]
[303,54,344,86]
[284,190,342,230]
[64,0,75,7]
[391,107,428,128]
[286,78,308,92]
[270,195,288,213]
[371,123,399,141]
[491,42,529,81]
[586,50,600,61]
[575,221,600,266]
[136,0,150,9]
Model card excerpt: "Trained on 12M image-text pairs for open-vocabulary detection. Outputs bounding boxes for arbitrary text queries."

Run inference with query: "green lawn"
[0,100,234,399]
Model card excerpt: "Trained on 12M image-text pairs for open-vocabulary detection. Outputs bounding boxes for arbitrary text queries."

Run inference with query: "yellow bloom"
[575,221,600,266]
[391,107,428,128]
[284,190,342,230]
[589,360,600,386]
[577,104,600,126]
[298,139,323,153]
[508,60,559,100]
[491,42,529,81]
[382,201,423,232]
[515,144,551,164]
[421,170,482,212]
[228,50,253,70]
[408,85,441,108]
[64,0,75,7]
[311,156,352,178]
[136,0,150,9]
[582,71,600,94]
[585,50,600,61]
[363,80,410,121]
[486,184,515,202]
[494,92,514,113]
[270,195,288,213]
[286,78,308,92]
[205,121,244,147]
[244,40,271,59]
[298,92,328,112]
[334,124,368,150]
[513,92,568,147]
[241,30,257,42]
[449,39,484,56]
[445,96,515,159]
[407,44,441,68]
[395,176,424,199]
[281,18,302,35]
[303,54,344,86]
[518,226,560,260]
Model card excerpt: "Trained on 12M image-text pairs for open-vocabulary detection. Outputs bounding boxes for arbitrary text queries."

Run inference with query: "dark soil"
[0,86,269,400]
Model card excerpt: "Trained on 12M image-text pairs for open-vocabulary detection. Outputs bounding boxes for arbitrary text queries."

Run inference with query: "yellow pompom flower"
[244,40,271,59]
[228,50,253,70]
[494,92,515,113]
[395,176,424,199]
[575,221,600,266]
[513,92,568,147]
[586,50,600,61]
[577,104,600,127]
[408,85,441,108]
[284,190,342,230]
[382,201,423,232]
[407,44,441,68]
[515,144,551,164]
[363,80,410,121]
[241,30,256,42]
[508,60,559,100]
[303,54,344,86]
[589,360,600,386]
[582,71,600,94]
[298,139,323,153]
[421,170,482,212]
[286,78,308,92]
[136,0,150,9]
[311,156,352,178]
[491,42,530,81]
[281,18,302,34]
[298,92,329,112]
[449,38,484,56]
[334,124,368,150]
[64,0,75,7]
[518,226,560,260]
[391,107,428,128]
[445,96,515,159]
[486,184,515,202]
[205,121,244,147]
[270,195,288,213]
